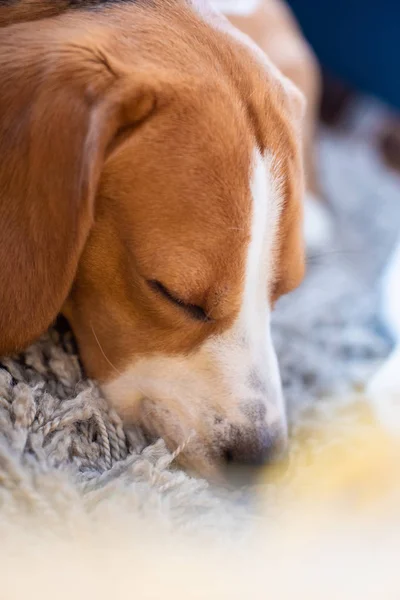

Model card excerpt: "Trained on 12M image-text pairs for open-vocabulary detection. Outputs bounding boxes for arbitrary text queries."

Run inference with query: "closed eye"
[147,280,213,323]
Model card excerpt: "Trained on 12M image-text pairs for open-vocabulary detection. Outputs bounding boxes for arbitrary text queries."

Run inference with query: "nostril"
[224,448,234,464]
[223,430,287,469]
[221,431,287,487]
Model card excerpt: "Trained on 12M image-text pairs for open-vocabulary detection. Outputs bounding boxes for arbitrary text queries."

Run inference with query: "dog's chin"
[173,448,226,483]
[131,397,223,482]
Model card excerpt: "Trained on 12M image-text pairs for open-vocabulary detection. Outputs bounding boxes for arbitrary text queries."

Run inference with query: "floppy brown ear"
[0,24,158,355]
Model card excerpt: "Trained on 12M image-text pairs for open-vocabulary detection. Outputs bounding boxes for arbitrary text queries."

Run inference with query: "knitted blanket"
[1,99,400,598]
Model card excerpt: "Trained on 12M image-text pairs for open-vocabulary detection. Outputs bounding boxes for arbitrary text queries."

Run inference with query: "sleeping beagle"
[0,0,312,477]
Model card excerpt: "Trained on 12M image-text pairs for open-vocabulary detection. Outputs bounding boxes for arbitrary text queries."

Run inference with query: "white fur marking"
[210,0,262,17]
[205,149,285,428]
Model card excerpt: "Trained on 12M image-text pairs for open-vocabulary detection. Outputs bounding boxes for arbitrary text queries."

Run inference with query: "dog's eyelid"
[147,280,184,304]
[147,280,213,323]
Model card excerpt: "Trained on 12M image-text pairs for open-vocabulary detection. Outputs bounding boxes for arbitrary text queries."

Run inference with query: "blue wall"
[287,0,400,110]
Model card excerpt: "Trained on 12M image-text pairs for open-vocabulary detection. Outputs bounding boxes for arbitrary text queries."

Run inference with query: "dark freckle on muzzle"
[240,399,267,422]
[247,370,267,396]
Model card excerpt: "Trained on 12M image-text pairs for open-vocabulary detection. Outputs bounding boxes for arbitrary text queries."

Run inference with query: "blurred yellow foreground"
[3,396,400,600]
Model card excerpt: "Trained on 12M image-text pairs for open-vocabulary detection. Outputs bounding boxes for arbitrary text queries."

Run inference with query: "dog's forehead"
[98,1,295,301]
[102,87,258,291]
[189,0,304,117]
[189,0,275,71]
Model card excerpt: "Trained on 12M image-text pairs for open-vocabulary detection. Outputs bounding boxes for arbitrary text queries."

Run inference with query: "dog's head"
[0,1,305,477]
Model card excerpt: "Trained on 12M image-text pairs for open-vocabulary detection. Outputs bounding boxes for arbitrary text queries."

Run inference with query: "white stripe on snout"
[242,151,282,342]
[238,150,284,419]
[204,149,286,430]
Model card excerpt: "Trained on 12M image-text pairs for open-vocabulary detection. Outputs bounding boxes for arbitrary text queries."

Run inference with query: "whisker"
[90,322,122,377]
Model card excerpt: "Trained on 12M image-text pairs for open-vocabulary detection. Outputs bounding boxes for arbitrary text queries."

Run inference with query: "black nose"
[224,432,285,466]
[222,429,287,485]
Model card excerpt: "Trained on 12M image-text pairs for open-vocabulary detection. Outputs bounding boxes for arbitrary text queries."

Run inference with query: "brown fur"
[0,0,127,27]
[0,0,67,26]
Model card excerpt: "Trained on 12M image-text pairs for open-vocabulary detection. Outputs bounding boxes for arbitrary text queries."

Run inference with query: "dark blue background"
[287,0,400,110]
